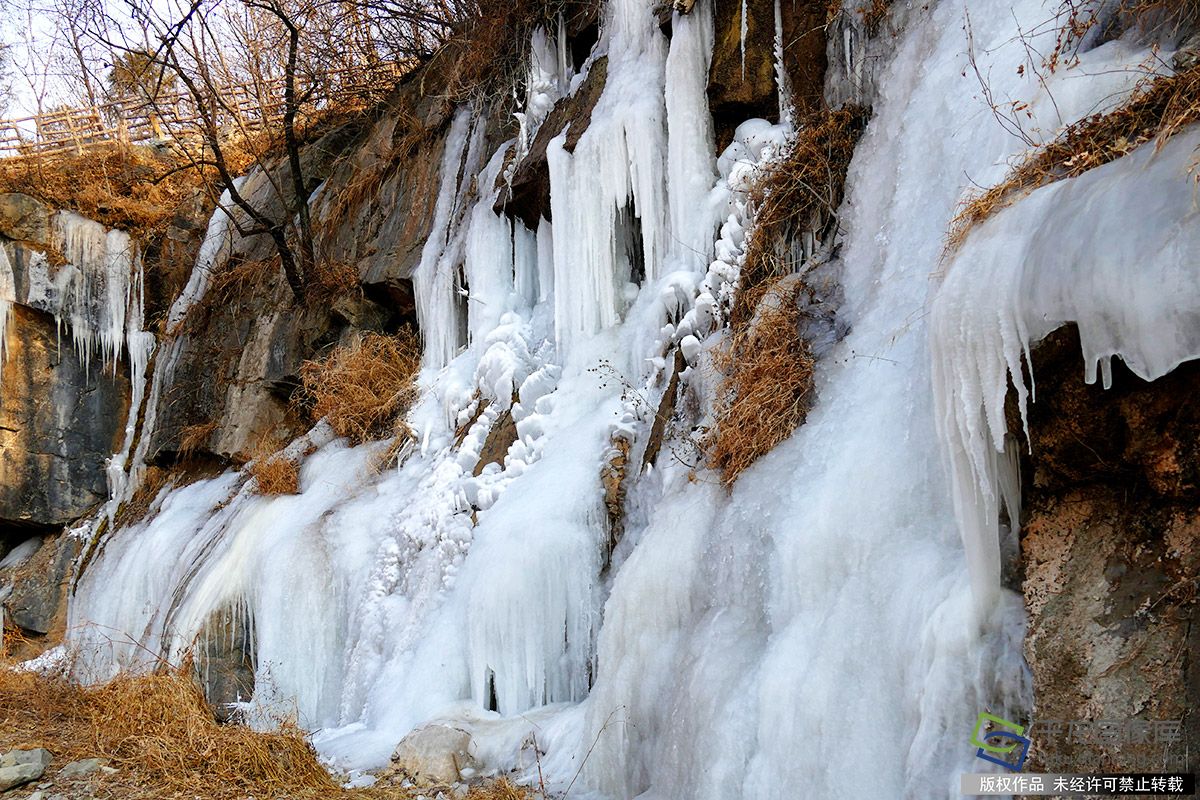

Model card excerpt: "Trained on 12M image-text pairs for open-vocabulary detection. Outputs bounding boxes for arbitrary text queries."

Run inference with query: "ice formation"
[933,127,1200,612]
[0,213,146,384]
[58,0,1200,796]
[0,213,150,469]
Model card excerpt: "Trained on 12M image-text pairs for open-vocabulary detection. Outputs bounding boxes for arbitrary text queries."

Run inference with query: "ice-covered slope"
[61,0,1200,797]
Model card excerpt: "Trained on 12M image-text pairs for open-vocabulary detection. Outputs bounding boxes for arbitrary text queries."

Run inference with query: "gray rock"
[0,763,44,792]
[331,294,388,332]
[389,724,478,785]
[0,193,51,244]
[0,749,52,770]
[2,534,81,636]
[197,606,255,720]
[1173,30,1200,71]
[56,758,110,779]
[0,303,129,529]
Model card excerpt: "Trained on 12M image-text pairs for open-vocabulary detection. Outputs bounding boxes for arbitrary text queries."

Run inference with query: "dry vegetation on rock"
[708,279,815,485]
[0,144,200,238]
[708,107,864,484]
[248,437,303,495]
[950,60,1200,246]
[951,0,1200,247]
[299,330,422,444]
[732,105,868,326]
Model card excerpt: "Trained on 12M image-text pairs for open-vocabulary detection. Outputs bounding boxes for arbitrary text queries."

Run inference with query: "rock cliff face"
[1015,326,1198,770]
[0,304,129,528]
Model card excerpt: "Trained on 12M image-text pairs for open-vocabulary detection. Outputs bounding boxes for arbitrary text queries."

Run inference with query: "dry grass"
[175,255,281,335]
[209,256,280,305]
[707,278,815,485]
[0,143,201,239]
[950,46,1200,248]
[0,664,335,798]
[733,106,868,326]
[307,258,363,304]
[178,420,219,459]
[0,663,537,800]
[248,438,302,496]
[298,330,421,444]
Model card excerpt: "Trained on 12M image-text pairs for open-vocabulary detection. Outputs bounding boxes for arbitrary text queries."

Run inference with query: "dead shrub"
[298,329,421,444]
[707,278,815,485]
[209,256,279,306]
[734,106,869,326]
[950,59,1200,248]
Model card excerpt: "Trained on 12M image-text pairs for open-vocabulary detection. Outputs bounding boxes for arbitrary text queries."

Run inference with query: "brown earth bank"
[1012,325,1199,773]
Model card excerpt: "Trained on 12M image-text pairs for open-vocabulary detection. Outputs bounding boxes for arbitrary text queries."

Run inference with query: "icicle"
[413,110,474,368]
[773,0,793,127]
[932,128,1200,614]
[546,0,669,350]
[740,0,748,78]
[665,0,719,272]
[461,147,518,343]
[0,245,15,388]
[168,186,243,331]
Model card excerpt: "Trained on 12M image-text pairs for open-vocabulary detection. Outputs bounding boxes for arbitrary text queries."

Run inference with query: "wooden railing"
[0,64,406,158]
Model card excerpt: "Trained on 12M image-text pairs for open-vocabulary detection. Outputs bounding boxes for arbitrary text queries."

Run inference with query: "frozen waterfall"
[59,0,1200,796]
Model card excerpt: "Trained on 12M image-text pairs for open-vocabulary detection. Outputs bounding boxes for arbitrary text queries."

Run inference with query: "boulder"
[3,533,80,636]
[0,749,51,791]
[0,763,43,792]
[389,724,478,785]
[1014,326,1200,770]
[0,749,52,771]
[0,194,51,245]
[57,758,114,779]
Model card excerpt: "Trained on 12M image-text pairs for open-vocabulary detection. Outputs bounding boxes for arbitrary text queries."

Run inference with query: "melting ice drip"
[62,0,1199,796]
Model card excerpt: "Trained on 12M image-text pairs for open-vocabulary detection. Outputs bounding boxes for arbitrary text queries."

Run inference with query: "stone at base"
[389,725,478,785]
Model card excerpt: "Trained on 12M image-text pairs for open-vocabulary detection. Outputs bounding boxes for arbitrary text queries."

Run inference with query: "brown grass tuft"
[733,106,869,326]
[308,259,363,304]
[707,278,815,485]
[949,60,1200,248]
[178,420,219,459]
[299,330,421,444]
[248,448,302,496]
